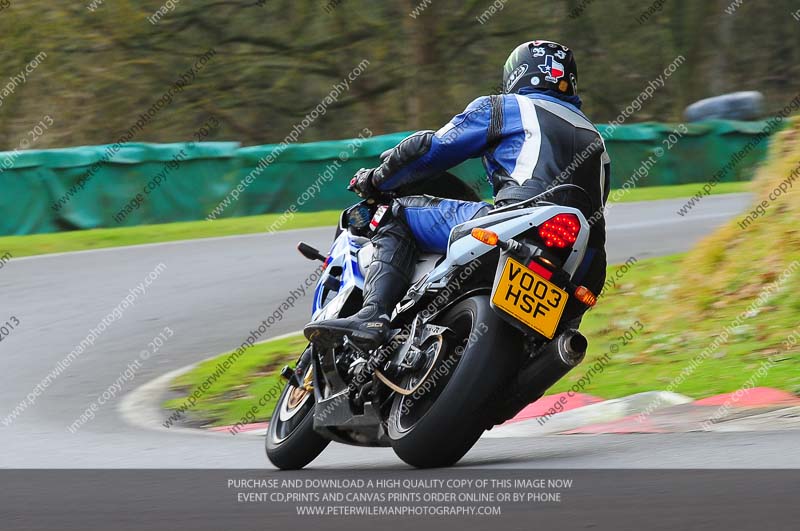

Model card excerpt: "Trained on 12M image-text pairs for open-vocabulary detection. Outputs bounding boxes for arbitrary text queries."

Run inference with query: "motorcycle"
[266,173,598,469]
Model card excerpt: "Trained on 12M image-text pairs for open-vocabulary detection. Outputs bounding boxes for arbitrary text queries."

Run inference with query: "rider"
[305,40,610,350]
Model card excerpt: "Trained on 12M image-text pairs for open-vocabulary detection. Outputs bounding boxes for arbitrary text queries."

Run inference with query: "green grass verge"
[163,334,308,428]
[1,182,749,258]
[163,250,798,428]
[609,180,748,202]
[0,210,342,258]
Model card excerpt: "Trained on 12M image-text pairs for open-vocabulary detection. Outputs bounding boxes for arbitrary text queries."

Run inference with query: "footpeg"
[280,365,302,387]
[280,365,294,380]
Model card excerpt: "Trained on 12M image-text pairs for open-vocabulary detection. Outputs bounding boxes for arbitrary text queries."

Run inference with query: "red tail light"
[538,213,580,249]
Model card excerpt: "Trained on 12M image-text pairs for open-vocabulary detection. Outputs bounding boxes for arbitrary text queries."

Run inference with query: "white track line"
[11,226,328,262]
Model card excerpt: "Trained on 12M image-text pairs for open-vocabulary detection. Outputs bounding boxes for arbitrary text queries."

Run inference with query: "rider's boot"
[304,218,415,350]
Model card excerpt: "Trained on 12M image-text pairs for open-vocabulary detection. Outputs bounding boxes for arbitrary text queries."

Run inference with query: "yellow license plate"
[491,258,568,339]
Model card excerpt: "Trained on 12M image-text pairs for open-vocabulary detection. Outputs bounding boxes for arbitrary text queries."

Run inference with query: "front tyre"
[266,348,329,470]
[388,295,521,468]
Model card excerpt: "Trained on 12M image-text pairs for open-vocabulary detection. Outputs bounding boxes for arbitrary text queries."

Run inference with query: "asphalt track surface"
[4,193,798,469]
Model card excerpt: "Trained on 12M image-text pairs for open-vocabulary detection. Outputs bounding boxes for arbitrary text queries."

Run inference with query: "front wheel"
[388,295,522,468]
[265,347,330,470]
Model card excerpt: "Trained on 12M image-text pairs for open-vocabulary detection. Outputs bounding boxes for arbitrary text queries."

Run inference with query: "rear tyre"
[388,295,521,468]
[265,348,330,470]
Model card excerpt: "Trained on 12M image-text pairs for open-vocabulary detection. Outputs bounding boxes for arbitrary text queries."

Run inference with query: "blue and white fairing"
[310,230,368,321]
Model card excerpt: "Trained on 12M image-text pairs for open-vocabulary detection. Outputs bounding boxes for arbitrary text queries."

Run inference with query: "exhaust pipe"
[517,329,587,393]
[493,329,587,423]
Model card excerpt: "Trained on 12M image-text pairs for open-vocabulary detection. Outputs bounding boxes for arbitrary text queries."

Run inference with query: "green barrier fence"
[0,120,774,236]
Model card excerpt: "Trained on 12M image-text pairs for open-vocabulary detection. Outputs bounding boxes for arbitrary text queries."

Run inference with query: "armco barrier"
[0,119,776,236]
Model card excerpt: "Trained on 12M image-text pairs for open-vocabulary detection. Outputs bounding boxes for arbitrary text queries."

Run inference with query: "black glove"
[348,167,379,199]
